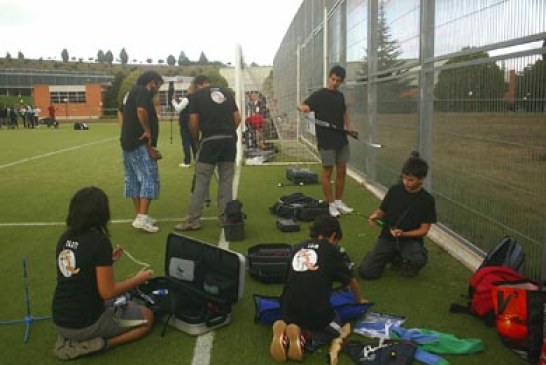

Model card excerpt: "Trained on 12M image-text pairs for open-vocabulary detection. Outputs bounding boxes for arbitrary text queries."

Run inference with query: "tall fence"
[271,0,546,278]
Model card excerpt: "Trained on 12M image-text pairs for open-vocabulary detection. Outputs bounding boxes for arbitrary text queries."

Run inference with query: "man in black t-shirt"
[174,75,242,231]
[120,71,163,233]
[270,216,366,362]
[297,65,357,218]
[359,152,437,279]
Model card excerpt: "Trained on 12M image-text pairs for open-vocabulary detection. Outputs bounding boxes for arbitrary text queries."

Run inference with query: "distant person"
[120,70,164,233]
[171,84,197,168]
[48,103,57,125]
[297,65,356,218]
[52,186,154,360]
[359,151,437,279]
[270,215,366,363]
[174,75,241,231]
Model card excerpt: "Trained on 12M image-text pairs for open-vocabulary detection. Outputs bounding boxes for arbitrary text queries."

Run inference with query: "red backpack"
[450,266,524,326]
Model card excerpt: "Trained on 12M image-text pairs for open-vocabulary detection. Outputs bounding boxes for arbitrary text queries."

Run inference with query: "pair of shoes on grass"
[329,200,354,217]
[270,320,304,362]
[53,335,105,360]
[132,214,159,233]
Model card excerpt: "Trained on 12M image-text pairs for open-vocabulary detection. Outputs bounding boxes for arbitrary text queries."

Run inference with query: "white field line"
[189,159,243,364]
[0,216,219,228]
[0,137,117,170]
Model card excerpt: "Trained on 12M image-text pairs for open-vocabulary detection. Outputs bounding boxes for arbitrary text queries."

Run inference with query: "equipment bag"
[492,280,546,363]
[253,286,373,325]
[479,235,525,273]
[344,340,416,365]
[269,192,328,221]
[286,166,318,185]
[449,266,524,326]
[247,243,294,283]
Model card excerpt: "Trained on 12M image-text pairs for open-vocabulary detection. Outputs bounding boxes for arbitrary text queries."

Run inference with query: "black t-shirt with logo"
[304,88,348,150]
[189,87,238,139]
[52,229,113,329]
[280,239,353,329]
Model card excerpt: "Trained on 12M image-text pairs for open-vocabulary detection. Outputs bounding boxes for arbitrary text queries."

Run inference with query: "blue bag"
[254,286,373,325]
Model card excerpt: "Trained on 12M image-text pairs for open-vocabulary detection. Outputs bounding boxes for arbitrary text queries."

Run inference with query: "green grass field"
[0,122,525,364]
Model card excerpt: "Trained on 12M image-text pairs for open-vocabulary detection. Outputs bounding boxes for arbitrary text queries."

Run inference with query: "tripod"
[0,257,51,343]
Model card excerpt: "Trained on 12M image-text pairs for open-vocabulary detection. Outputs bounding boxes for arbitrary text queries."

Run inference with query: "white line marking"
[0,216,219,228]
[191,332,215,365]
[0,138,117,170]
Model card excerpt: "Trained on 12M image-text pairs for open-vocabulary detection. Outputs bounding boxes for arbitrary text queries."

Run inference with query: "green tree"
[359,3,412,113]
[97,50,105,63]
[516,58,546,112]
[103,71,127,115]
[435,48,507,112]
[197,52,209,65]
[166,54,176,66]
[105,50,114,65]
[120,48,128,65]
[5,52,11,60]
[118,69,141,106]
[61,49,69,63]
[178,51,190,66]
[17,51,24,60]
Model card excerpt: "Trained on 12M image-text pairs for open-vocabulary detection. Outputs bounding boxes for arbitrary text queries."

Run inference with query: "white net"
[234,46,320,166]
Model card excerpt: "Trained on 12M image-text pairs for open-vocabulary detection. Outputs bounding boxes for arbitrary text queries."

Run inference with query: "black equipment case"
[286,166,318,185]
[247,243,294,283]
[156,233,246,335]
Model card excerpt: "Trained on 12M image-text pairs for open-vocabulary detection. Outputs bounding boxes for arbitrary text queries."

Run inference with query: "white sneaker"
[147,215,157,225]
[132,218,159,233]
[179,163,191,168]
[335,200,354,214]
[329,204,341,218]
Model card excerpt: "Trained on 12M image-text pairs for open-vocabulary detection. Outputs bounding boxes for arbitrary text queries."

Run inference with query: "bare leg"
[107,307,154,348]
[335,162,347,201]
[321,166,334,203]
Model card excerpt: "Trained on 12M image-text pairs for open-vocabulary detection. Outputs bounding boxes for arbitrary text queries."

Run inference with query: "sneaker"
[147,215,157,225]
[132,218,159,233]
[270,320,288,362]
[335,200,354,214]
[174,220,201,231]
[286,324,304,361]
[53,335,105,360]
[179,163,191,168]
[329,204,340,218]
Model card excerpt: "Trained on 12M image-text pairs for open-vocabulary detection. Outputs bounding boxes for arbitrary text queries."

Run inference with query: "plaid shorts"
[122,145,159,199]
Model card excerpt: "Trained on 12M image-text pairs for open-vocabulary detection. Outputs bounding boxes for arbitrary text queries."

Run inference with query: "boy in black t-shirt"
[270,215,366,362]
[359,151,437,279]
[297,65,357,218]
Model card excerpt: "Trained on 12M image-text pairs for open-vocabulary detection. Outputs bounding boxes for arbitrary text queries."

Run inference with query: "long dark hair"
[65,186,110,238]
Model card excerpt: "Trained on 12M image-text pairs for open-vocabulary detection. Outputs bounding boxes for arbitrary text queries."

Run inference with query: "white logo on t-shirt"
[58,249,80,277]
[292,248,319,272]
[210,90,226,104]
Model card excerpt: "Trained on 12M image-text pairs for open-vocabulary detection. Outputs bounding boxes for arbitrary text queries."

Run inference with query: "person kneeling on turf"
[270,215,367,363]
[358,151,437,279]
[51,186,154,360]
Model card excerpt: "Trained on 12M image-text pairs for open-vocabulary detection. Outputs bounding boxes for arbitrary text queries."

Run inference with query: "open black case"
[141,233,246,336]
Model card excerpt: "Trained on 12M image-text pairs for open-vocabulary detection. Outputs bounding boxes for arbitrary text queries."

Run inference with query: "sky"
[0,0,303,66]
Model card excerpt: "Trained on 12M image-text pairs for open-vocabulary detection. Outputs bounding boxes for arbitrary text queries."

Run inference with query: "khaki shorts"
[56,301,148,341]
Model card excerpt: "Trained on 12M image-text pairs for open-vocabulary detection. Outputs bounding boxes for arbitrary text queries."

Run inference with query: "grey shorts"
[56,301,149,341]
[319,144,350,167]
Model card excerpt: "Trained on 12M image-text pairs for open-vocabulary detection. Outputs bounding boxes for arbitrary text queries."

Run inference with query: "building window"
[50,91,86,104]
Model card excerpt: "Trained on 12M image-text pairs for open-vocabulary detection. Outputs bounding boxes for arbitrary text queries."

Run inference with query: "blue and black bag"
[253,286,373,325]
